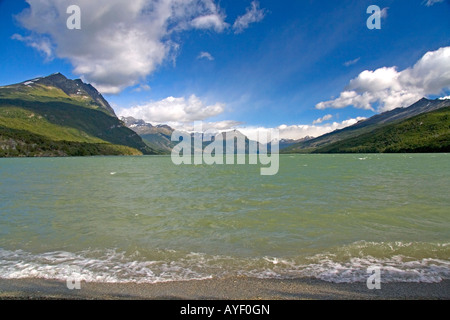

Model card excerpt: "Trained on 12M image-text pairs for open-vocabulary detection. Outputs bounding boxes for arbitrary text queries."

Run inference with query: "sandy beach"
[0,277,448,300]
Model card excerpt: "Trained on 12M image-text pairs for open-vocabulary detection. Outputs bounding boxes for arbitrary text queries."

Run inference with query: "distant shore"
[0,277,448,300]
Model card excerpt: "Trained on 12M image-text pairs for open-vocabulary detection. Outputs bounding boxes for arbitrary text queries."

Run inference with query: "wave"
[0,241,449,284]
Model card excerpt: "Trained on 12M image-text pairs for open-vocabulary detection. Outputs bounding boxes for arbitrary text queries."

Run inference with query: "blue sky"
[0,0,449,139]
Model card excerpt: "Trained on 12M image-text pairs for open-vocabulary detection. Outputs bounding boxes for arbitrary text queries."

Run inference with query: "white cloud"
[15,0,228,94]
[439,96,450,100]
[380,7,389,18]
[11,33,53,60]
[312,114,333,125]
[176,117,367,141]
[423,0,444,6]
[316,46,450,112]
[171,120,244,132]
[133,84,151,92]
[191,14,228,32]
[119,94,366,140]
[233,1,266,34]
[343,57,360,67]
[118,95,225,124]
[239,117,366,141]
[197,51,214,61]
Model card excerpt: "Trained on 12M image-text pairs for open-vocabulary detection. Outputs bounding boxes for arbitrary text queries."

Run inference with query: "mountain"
[210,130,259,154]
[282,98,450,153]
[313,107,450,153]
[1,73,116,117]
[121,116,176,154]
[0,74,157,157]
[122,117,266,155]
[279,137,313,150]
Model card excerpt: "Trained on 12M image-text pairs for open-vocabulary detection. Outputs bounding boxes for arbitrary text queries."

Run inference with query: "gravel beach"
[1,277,448,300]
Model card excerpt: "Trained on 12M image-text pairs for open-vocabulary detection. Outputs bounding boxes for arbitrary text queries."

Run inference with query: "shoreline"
[1,277,448,300]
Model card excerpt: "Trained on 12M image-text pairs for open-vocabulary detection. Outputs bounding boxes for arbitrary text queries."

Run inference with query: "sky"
[0,0,449,139]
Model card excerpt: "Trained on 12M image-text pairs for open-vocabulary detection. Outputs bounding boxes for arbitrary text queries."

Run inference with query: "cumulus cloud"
[118,95,225,124]
[233,1,266,34]
[312,114,333,125]
[119,94,365,140]
[239,117,366,141]
[173,120,244,132]
[197,51,214,61]
[423,0,444,6]
[15,0,228,94]
[179,116,366,141]
[316,46,450,112]
[118,95,240,133]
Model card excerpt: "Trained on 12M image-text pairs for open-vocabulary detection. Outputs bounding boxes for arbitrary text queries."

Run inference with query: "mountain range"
[120,116,176,154]
[121,116,263,155]
[282,98,450,153]
[313,106,449,153]
[0,73,448,157]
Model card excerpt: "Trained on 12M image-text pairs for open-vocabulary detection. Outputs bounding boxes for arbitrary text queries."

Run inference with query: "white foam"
[0,248,215,284]
[0,243,448,284]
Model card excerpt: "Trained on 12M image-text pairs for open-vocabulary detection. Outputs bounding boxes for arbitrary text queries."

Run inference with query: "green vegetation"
[0,75,158,157]
[0,126,141,157]
[282,98,450,154]
[314,107,450,153]
[0,106,106,143]
[0,100,155,156]
[0,83,103,114]
[2,75,448,157]
[141,133,176,155]
[120,117,175,154]
[0,83,70,101]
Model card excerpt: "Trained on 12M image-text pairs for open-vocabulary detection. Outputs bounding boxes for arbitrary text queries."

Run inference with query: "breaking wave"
[1,241,448,284]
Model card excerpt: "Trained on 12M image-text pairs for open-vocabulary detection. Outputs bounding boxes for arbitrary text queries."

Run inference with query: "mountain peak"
[121,116,151,128]
[28,73,117,117]
[37,72,68,83]
[49,72,66,78]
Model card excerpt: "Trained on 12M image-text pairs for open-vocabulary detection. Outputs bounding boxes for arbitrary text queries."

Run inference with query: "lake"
[0,154,448,283]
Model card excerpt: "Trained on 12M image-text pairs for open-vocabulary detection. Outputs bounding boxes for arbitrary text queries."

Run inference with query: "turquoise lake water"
[0,154,449,283]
